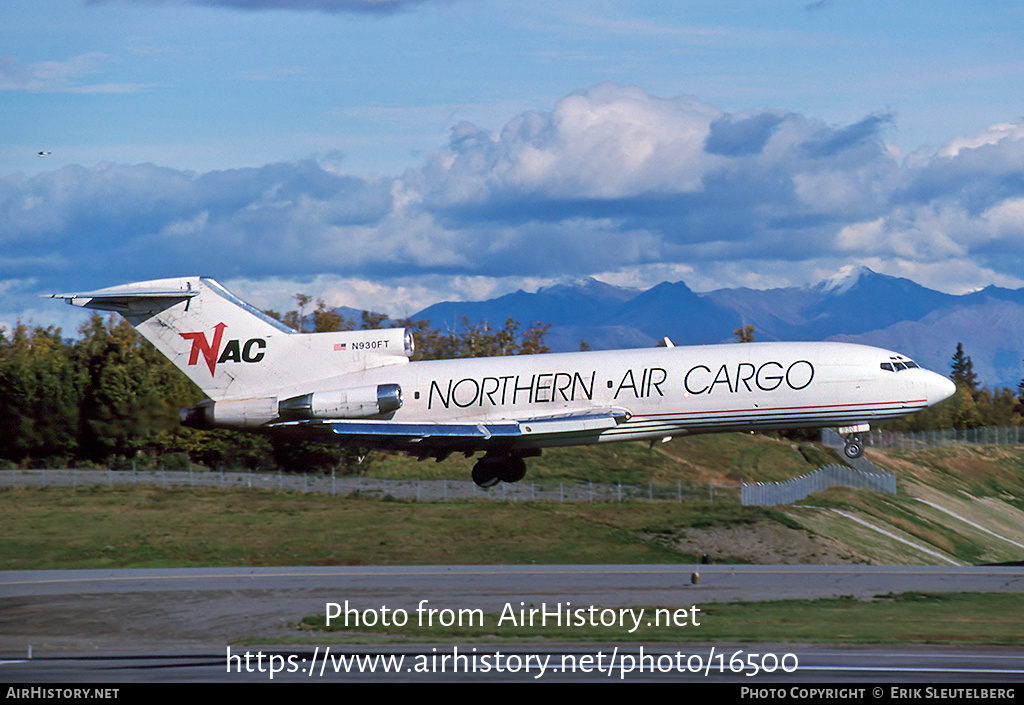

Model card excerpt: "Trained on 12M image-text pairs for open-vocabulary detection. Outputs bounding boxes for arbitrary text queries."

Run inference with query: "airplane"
[49,276,957,487]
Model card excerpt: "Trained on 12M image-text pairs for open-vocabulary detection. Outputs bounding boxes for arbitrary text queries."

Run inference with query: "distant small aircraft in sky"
[37,151,51,157]
[49,277,957,487]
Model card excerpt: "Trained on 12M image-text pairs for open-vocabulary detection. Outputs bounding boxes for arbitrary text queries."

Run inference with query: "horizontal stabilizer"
[47,287,199,314]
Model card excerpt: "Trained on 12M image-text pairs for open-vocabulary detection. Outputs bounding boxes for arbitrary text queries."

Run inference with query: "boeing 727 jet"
[50,277,956,487]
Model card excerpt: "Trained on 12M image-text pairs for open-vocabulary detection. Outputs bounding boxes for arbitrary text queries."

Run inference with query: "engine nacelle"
[278,383,402,420]
[180,384,403,429]
[180,396,278,429]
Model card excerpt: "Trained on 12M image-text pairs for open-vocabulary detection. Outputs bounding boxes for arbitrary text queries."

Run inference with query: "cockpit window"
[881,358,918,372]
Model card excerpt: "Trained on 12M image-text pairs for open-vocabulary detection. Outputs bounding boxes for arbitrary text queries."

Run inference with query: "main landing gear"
[471,451,533,487]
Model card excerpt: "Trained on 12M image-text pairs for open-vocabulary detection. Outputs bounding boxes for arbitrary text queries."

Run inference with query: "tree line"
[0,297,549,471]
[882,342,1024,432]
[1,304,1021,471]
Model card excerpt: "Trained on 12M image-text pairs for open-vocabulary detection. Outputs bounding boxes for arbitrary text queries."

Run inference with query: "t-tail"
[49,277,413,420]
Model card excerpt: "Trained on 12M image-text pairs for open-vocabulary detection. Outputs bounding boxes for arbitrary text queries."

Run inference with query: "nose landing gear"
[843,435,864,459]
[837,423,870,459]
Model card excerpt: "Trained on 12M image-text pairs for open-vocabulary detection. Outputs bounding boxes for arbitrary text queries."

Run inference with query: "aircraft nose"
[926,372,956,406]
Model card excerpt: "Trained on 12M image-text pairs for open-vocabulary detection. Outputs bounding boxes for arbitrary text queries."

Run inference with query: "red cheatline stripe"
[631,399,927,419]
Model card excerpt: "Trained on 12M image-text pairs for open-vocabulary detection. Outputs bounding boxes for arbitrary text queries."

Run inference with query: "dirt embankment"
[644,521,873,565]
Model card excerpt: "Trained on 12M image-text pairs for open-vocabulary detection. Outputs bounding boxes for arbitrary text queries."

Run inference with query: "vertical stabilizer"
[50,277,411,400]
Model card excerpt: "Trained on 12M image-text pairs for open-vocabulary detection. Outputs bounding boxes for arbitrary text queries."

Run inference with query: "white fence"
[740,463,896,506]
[740,429,898,506]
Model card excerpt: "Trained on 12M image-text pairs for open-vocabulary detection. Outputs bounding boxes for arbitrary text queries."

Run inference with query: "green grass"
[4,435,1023,571]
[296,592,1024,645]
[799,488,987,564]
[868,444,1024,503]
[363,433,838,484]
[5,443,1024,647]
[0,485,775,569]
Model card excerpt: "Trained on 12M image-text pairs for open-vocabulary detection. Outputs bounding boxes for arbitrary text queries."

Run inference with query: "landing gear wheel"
[472,454,528,486]
[843,436,864,459]
[496,457,526,483]
[471,463,501,488]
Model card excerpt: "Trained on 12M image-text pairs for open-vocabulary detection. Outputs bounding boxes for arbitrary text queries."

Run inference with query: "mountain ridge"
[403,269,1024,388]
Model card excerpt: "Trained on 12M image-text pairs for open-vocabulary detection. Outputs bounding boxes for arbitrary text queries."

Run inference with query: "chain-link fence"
[0,467,735,504]
[865,426,1024,450]
[12,424,1009,506]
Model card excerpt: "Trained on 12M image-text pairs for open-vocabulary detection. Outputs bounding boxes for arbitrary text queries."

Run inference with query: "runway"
[2,564,1022,682]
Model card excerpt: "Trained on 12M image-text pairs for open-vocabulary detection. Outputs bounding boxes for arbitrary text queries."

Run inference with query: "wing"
[270,409,630,460]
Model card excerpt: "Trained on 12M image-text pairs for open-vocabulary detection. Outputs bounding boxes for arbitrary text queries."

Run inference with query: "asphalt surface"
[2,564,1023,683]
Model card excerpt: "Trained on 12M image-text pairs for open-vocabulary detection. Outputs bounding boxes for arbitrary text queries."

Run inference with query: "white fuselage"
[276,340,950,447]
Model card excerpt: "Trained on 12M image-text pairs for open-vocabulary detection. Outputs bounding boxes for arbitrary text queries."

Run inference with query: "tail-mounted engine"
[278,384,402,420]
[181,383,402,429]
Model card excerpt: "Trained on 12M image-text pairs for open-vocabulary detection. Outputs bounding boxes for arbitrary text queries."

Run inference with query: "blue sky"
[3,0,1024,332]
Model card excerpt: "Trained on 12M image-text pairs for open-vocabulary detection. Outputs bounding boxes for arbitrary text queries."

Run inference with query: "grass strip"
[1,485,767,569]
[298,592,1024,645]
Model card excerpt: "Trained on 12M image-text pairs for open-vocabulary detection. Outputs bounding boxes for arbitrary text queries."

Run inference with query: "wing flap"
[516,412,625,437]
[330,420,522,441]
[269,409,629,452]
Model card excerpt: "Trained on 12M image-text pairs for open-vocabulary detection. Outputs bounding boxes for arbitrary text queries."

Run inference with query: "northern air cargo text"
[427,360,815,410]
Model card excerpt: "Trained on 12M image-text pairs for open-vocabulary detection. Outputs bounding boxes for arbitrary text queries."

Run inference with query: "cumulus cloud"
[937,122,1024,158]
[4,82,1024,325]
[417,83,726,205]
[801,113,894,158]
[412,84,908,272]
[0,160,395,285]
[705,112,789,157]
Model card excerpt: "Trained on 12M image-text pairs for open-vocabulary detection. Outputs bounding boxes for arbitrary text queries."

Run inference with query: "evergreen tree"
[948,385,984,429]
[74,315,201,462]
[950,342,979,395]
[0,324,80,462]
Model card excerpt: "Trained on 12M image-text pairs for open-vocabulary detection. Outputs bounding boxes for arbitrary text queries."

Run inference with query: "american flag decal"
[334,343,347,351]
